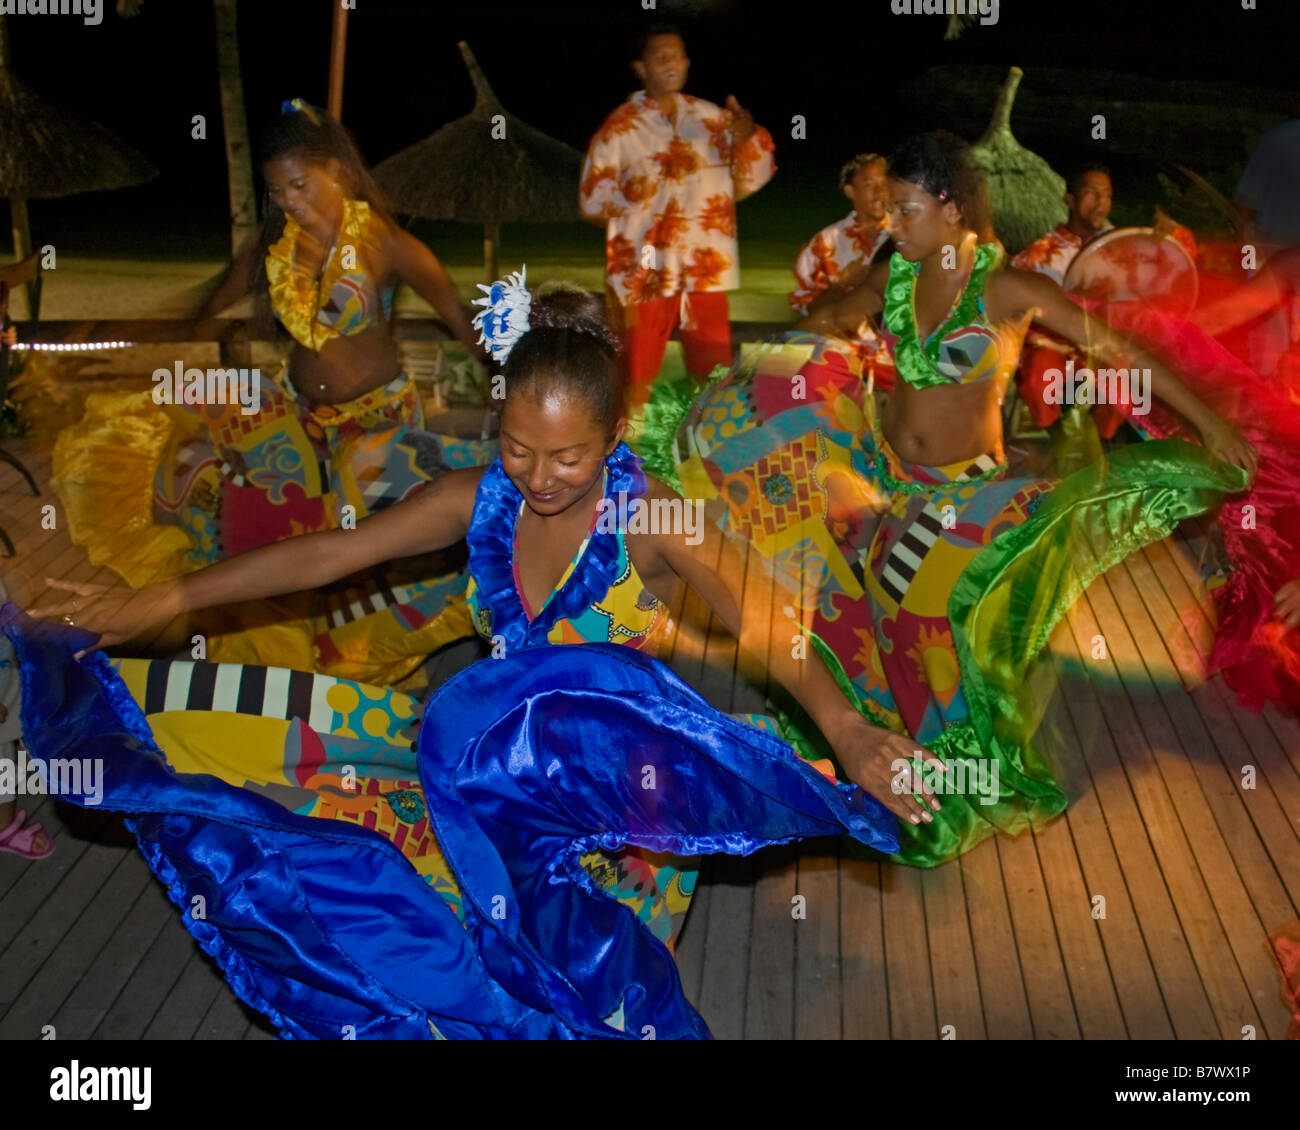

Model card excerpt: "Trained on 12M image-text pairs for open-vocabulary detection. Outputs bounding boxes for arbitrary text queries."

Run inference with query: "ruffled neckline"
[467,443,647,651]
[265,198,372,352]
[882,241,1001,391]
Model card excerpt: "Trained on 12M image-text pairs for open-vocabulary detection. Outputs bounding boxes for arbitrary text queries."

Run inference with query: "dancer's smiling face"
[499,390,625,518]
[885,176,964,261]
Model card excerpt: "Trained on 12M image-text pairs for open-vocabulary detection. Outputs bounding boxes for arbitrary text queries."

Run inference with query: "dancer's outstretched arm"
[990,268,1259,479]
[32,468,485,650]
[631,477,943,825]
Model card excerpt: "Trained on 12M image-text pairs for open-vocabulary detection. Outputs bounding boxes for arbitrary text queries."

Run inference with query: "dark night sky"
[8,0,1298,257]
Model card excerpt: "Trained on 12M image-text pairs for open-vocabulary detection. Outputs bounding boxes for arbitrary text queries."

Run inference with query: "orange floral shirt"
[789,211,890,312]
[580,90,776,305]
[1013,221,1197,286]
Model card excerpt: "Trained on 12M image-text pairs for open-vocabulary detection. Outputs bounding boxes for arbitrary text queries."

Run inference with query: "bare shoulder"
[985,264,1055,318]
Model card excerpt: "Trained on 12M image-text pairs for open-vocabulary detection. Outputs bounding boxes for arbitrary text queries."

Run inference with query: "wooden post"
[8,196,33,318]
[483,222,500,285]
[327,1,349,120]
[213,0,257,258]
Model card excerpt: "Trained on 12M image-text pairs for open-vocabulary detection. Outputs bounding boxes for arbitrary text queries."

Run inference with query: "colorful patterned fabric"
[789,210,890,313]
[465,462,671,652]
[1011,222,1095,286]
[265,199,395,350]
[880,243,1009,390]
[580,90,776,305]
[5,603,900,1038]
[463,444,692,941]
[51,371,497,688]
[653,314,1246,865]
[108,655,465,911]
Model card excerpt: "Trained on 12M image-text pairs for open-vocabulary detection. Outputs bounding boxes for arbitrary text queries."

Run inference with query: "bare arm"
[36,468,484,648]
[989,267,1259,478]
[635,479,942,824]
[796,260,888,338]
[381,222,487,360]
[195,237,263,322]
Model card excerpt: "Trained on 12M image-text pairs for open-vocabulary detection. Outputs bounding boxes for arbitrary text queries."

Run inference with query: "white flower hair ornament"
[472,266,532,364]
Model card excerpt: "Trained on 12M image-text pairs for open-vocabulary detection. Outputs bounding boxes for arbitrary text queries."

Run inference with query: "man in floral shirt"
[1012,164,1197,441]
[789,153,891,315]
[580,24,776,403]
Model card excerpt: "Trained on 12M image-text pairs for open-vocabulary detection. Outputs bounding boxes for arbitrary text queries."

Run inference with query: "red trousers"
[1017,335,1127,439]
[608,290,732,402]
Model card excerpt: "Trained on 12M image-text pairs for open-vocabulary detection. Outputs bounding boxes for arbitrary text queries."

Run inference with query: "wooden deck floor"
[1,431,1296,1040]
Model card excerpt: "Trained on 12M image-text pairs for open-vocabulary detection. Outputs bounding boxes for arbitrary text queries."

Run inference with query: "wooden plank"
[194,980,261,1040]
[1071,571,1272,1038]
[880,863,935,1038]
[1101,552,1297,1035]
[693,853,755,1040]
[0,806,113,959]
[994,831,1081,1039]
[959,838,1034,1038]
[0,815,128,1024]
[139,948,227,1040]
[243,1017,276,1040]
[743,842,798,1039]
[0,846,154,1038]
[839,854,890,1040]
[794,847,842,1039]
[1051,593,1220,1038]
[51,876,176,1039]
[919,857,986,1040]
[1039,649,1175,1039]
[93,916,198,1039]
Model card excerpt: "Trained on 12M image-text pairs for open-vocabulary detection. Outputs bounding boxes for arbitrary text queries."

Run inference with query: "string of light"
[10,341,135,351]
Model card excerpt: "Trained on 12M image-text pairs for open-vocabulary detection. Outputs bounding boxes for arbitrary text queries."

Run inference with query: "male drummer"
[580,22,776,405]
[1013,165,1197,284]
[1011,165,1197,448]
[789,154,892,315]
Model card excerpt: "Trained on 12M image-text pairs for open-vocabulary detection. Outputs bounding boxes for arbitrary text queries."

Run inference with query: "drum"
[1063,225,1199,317]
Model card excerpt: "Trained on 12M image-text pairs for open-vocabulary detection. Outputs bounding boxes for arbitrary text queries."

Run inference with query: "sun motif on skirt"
[905,623,961,706]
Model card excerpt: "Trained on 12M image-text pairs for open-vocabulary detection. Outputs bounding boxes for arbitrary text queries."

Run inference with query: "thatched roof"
[373,41,581,224]
[968,68,1068,257]
[0,34,157,198]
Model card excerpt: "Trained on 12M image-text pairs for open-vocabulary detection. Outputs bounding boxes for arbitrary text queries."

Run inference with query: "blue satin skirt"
[2,603,897,1039]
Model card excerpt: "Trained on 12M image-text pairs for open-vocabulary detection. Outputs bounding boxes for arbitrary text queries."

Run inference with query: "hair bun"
[529,283,620,354]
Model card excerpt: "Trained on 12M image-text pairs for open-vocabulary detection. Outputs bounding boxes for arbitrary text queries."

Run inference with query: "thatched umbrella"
[968,67,1068,257]
[0,15,157,310]
[373,41,582,283]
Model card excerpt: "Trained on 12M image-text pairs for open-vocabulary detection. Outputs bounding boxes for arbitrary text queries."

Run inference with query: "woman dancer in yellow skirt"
[52,99,495,690]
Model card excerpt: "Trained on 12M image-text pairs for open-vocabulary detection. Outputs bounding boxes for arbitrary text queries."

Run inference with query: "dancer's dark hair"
[246,101,391,332]
[886,130,994,241]
[504,284,624,432]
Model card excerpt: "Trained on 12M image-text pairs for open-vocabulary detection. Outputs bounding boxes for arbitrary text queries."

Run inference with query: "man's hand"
[1275,578,1300,631]
[723,94,755,150]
